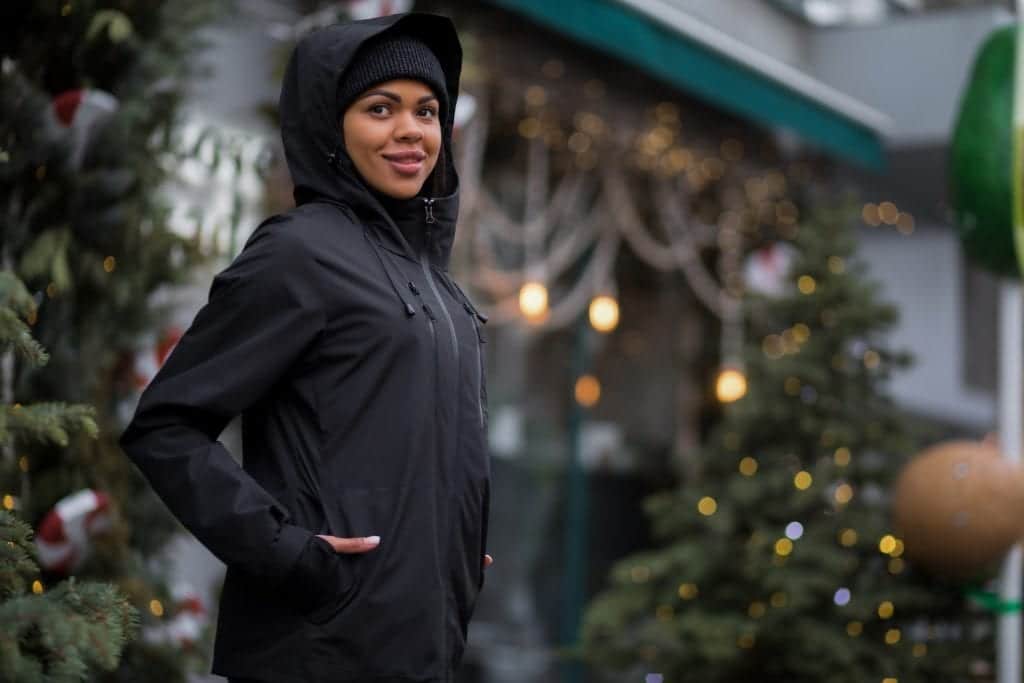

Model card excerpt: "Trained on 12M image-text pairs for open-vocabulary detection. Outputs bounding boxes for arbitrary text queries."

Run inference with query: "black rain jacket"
[119,13,490,683]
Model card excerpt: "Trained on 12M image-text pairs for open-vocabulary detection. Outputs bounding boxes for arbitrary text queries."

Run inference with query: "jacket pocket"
[290,532,362,626]
[307,485,448,677]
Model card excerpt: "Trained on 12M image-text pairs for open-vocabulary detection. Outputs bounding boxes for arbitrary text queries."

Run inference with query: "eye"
[368,103,391,115]
[418,106,438,119]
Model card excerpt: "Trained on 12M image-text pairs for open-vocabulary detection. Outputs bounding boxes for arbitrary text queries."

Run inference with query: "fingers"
[316,534,381,553]
[484,553,493,568]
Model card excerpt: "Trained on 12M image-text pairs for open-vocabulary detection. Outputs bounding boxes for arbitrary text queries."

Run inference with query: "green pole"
[561,314,590,683]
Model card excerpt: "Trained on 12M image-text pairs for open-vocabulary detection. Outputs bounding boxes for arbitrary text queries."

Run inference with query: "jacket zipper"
[421,196,456,676]
[420,198,459,364]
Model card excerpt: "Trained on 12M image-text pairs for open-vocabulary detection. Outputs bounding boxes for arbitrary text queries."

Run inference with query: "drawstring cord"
[363,228,417,317]
[436,269,488,325]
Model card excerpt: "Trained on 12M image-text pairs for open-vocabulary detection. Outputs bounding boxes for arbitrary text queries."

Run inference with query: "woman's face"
[341,78,442,200]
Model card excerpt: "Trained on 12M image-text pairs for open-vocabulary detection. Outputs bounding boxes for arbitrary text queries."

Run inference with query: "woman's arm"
[119,217,323,585]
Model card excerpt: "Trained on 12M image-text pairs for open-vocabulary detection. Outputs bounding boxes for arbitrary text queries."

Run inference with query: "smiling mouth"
[382,152,427,176]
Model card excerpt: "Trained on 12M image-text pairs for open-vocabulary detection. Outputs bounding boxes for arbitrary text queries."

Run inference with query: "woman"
[119,12,491,683]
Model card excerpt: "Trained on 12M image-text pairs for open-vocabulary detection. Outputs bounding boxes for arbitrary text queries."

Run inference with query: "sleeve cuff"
[267,522,314,581]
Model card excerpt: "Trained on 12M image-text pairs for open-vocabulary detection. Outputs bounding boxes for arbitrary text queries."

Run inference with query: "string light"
[32,580,43,594]
[697,496,718,516]
[775,538,794,556]
[847,621,863,637]
[739,457,758,476]
[878,601,895,619]
[878,202,899,224]
[834,447,851,466]
[518,281,548,320]
[748,601,766,618]
[678,583,698,600]
[149,599,164,617]
[785,522,804,540]
[839,528,858,547]
[793,471,813,490]
[897,212,915,235]
[588,295,619,333]
[834,483,854,504]
[862,203,881,226]
[574,375,601,407]
[879,535,898,555]
[797,275,816,294]
[833,588,852,606]
[715,367,747,403]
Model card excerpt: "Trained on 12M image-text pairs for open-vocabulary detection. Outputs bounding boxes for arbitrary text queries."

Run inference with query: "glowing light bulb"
[716,367,747,403]
[588,295,620,332]
[518,281,548,320]
[574,375,601,407]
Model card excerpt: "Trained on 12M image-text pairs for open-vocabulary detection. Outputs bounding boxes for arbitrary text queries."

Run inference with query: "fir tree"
[1,2,223,679]
[0,271,137,682]
[580,206,990,682]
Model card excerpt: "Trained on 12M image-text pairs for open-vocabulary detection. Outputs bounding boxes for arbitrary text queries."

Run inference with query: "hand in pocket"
[316,534,381,554]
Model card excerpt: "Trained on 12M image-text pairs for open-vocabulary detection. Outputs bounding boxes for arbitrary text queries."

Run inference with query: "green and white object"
[950,25,1024,277]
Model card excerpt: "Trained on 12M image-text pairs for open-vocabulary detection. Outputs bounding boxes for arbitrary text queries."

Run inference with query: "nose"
[394,110,423,142]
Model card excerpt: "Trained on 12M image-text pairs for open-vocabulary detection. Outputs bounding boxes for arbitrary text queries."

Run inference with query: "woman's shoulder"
[246,202,362,256]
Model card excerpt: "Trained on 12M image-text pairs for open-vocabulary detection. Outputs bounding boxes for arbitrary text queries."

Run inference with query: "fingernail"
[366,535,380,545]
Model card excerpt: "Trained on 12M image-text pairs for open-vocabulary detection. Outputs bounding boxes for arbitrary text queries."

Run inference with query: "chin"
[374,179,425,200]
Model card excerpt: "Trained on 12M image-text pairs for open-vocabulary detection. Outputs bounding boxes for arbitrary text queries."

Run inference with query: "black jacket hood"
[279,12,462,267]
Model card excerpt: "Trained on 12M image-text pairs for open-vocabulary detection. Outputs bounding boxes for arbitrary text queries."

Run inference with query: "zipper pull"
[423,197,436,224]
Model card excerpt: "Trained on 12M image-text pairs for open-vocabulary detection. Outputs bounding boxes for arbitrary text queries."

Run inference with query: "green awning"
[485,0,888,169]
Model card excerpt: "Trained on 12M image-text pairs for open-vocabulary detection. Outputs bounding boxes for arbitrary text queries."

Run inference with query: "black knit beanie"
[337,33,449,124]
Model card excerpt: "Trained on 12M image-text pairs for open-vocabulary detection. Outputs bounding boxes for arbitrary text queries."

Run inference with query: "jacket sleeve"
[118,219,323,584]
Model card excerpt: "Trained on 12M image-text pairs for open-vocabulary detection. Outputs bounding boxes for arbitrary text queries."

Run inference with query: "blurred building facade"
[164,1,1009,681]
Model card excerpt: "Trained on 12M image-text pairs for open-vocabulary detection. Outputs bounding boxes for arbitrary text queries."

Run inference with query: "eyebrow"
[358,89,438,105]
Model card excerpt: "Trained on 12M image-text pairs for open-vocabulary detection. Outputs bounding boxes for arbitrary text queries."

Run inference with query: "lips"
[382,150,426,177]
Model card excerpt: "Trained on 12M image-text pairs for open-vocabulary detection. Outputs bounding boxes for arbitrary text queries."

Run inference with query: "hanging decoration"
[950,25,1022,277]
[35,489,114,575]
[131,326,184,391]
[50,88,120,170]
[743,242,798,298]
[892,439,1024,579]
[144,582,210,651]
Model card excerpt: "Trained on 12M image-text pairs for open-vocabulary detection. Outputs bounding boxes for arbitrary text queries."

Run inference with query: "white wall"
[806,6,1011,145]
[856,225,994,429]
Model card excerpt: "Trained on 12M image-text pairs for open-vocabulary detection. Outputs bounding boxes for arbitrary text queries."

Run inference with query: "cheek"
[425,129,443,166]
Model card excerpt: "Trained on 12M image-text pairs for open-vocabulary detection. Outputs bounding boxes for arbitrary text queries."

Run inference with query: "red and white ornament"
[144,582,210,650]
[49,89,120,169]
[132,326,183,391]
[345,0,414,20]
[35,489,113,575]
[743,242,797,297]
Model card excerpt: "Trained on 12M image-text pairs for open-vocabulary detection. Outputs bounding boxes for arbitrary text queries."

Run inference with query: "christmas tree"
[1,2,223,679]
[0,271,137,681]
[579,206,990,682]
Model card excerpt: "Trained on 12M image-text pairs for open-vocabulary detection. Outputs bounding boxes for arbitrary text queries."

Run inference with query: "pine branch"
[0,403,99,450]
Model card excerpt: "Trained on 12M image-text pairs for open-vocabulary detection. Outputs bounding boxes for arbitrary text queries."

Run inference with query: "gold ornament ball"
[892,439,1024,579]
